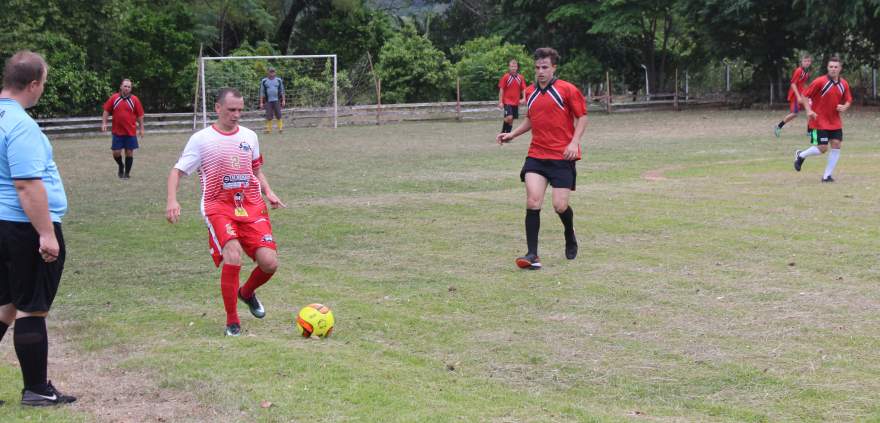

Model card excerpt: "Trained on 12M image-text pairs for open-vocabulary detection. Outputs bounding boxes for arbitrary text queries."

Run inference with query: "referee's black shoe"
[21,381,76,406]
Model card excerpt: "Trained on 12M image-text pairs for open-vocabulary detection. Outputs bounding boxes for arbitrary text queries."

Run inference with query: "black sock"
[124,156,133,175]
[502,122,511,133]
[557,206,575,242]
[114,156,124,172]
[14,316,48,392]
[0,321,8,343]
[777,121,785,128]
[525,208,540,255]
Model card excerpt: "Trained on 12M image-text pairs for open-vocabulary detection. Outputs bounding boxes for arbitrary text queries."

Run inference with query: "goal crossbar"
[198,54,338,129]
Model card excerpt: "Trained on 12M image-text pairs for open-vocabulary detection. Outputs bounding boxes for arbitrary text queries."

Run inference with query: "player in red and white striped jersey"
[166,88,286,337]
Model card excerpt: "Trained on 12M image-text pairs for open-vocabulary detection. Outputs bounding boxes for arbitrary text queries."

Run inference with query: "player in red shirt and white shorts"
[774,54,812,137]
[166,88,287,336]
[793,56,852,182]
[497,48,588,270]
[498,59,527,134]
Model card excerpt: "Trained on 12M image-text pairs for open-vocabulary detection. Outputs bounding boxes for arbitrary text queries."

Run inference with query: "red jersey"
[802,75,852,130]
[787,67,810,102]
[174,125,268,221]
[524,78,587,160]
[103,93,144,136]
[498,72,526,106]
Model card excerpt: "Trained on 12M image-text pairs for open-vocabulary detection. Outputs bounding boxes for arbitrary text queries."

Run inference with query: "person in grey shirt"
[259,67,285,134]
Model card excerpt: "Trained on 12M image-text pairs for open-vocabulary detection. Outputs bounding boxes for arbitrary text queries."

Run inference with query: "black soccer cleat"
[515,253,542,270]
[225,323,241,337]
[565,236,578,260]
[238,289,265,319]
[21,381,76,406]
[117,168,124,179]
[793,150,805,172]
[821,176,835,183]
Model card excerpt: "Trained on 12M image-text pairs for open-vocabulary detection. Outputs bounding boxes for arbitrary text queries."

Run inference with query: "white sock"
[799,146,822,158]
[823,149,840,178]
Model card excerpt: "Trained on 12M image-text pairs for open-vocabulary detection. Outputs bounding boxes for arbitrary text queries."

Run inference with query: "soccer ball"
[295,303,334,338]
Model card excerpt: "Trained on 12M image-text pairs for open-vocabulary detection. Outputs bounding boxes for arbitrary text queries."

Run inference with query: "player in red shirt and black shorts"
[793,56,852,182]
[498,59,527,134]
[774,54,812,137]
[166,88,287,337]
[101,79,144,179]
[497,48,588,270]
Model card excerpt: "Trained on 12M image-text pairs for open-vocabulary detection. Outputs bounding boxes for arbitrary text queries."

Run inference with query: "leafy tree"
[453,36,533,101]
[376,23,454,103]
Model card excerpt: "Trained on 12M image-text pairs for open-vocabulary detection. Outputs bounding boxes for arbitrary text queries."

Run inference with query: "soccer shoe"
[225,323,241,337]
[238,289,265,319]
[565,236,578,260]
[822,176,835,183]
[793,150,805,172]
[21,381,76,406]
[774,125,781,138]
[117,168,124,179]
[515,254,542,270]
[122,173,130,180]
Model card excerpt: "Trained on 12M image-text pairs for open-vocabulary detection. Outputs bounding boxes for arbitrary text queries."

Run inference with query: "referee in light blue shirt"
[0,50,75,406]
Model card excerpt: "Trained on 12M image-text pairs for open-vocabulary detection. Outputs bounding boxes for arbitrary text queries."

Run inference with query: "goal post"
[197,54,338,129]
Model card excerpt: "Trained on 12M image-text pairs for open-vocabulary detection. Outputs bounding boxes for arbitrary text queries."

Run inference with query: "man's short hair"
[216,87,243,105]
[801,53,812,60]
[267,67,276,73]
[828,55,842,64]
[121,78,132,86]
[2,50,47,92]
[533,48,560,66]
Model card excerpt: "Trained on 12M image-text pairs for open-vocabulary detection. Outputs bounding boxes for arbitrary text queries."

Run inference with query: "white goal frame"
[198,54,338,129]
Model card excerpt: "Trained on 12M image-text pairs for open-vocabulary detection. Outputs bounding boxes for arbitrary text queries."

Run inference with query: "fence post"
[769,82,773,105]
[456,77,461,121]
[674,68,679,111]
[874,68,877,98]
[685,70,689,101]
[377,79,382,126]
[725,62,731,92]
[605,71,612,113]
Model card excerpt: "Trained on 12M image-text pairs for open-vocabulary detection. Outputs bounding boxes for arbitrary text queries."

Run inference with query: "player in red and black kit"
[497,48,588,270]
[775,54,812,137]
[498,59,527,134]
[166,88,286,336]
[793,56,852,182]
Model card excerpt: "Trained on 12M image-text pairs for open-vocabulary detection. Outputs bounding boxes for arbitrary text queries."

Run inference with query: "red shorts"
[205,214,276,267]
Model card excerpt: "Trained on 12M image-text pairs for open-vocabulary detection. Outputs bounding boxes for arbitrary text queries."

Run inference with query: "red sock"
[240,267,274,299]
[220,264,241,325]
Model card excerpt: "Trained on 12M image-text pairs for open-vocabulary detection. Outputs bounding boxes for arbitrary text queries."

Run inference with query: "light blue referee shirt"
[0,98,67,223]
[260,77,284,102]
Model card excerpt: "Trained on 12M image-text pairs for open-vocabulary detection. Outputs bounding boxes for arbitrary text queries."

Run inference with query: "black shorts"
[520,157,577,190]
[503,105,519,119]
[810,129,843,145]
[0,221,65,312]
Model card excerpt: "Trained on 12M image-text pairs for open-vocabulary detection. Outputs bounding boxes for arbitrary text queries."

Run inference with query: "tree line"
[1,0,878,117]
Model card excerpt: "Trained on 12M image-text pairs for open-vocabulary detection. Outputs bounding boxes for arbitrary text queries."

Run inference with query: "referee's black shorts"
[520,157,577,191]
[0,221,65,312]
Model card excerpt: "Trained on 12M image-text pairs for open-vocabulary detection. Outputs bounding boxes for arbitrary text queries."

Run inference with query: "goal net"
[196,54,338,129]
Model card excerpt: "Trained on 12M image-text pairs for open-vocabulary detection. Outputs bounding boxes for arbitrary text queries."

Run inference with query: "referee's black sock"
[114,156,124,172]
[777,121,786,129]
[0,321,8,342]
[525,208,540,255]
[557,206,575,241]
[124,156,134,176]
[14,316,48,393]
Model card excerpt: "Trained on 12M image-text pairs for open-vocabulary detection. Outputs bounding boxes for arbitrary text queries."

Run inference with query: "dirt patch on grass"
[3,322,226,423]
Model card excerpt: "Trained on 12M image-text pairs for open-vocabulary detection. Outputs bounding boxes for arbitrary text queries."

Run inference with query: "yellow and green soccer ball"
[295,303,334,338]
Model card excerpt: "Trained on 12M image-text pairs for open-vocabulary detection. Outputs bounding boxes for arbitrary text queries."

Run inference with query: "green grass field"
[2,109,879,422]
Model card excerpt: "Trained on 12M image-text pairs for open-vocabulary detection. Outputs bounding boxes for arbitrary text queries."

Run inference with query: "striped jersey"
[802,75,852,130]
[174,124,267,220]
[498,72,526,106]
[524,78,587,160]
[787,66,811,102]
[102,93,144,136]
